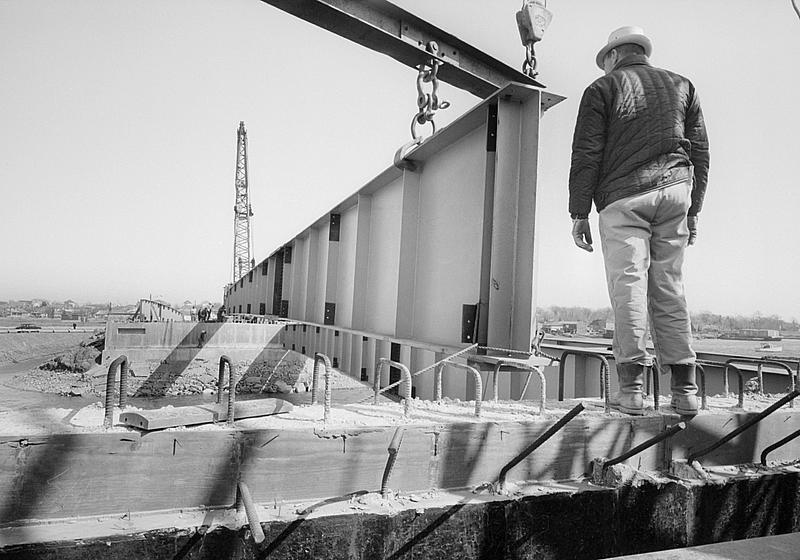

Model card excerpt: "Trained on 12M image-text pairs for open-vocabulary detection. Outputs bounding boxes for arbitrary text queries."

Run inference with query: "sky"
[1,0,798,319]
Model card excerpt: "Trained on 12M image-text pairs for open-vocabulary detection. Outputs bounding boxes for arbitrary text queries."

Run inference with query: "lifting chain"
[410,41,450,141]
[523,43,538,78]
[516,0,553,79]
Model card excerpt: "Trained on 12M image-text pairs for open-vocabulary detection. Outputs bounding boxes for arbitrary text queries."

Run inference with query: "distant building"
[720,329,781,341]
[543,321,586,336]
[587,319,614,338]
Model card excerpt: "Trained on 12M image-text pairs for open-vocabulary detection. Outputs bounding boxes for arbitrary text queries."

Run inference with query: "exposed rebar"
[687,390,800,463]
[490,361,546,414]
[434,362,444,401]
[726,358,796,409]
[648,363,660,411]
[372,343,478,398]
[497,402,584,491]
[238,481,265,544]
[443,361,483,417]
[374,358,413,417]
[761,428,800,466]
[217,355,236,426]
[103,355,128,428]
[556,350,610,412]
[314,353,333,423]
[604,422,686,469]
[723,363,745,408]
[696,363,708,410]
[381,427,405,498]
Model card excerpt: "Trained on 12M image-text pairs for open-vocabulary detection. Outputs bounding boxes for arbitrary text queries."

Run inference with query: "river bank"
[0,331,97,364]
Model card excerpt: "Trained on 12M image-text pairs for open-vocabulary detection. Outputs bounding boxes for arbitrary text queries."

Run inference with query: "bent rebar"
[442,361,483,417]
[647,362,660,411]
[604,422,686,469]
[374,358,413,417]
[556,350,610,413]
[723,363,746,408]
[238,481,265,544]
[497,402,584,491]
[103,355,129,428]
[313,353,333,423]
[488,361,546,414]
[381,427,405,498]
[725,358,796,409]
[217,355,236,426]
[760,428,800,466]
[696,363,708,410]
[686,389,800,463]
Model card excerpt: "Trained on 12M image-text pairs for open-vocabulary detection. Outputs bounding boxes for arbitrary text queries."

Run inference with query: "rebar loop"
[313,353,333,423]
[217,355,236,426]
[442,361,483,417]
[237,481,265,544]
[556,350,610,413]
[374,358,413,417]
[497,402,585,491]
[695,363,708,410]
[487,360,546,414]
[381,427,405,498]
[434,362,444,401]
[374,343,478,398]
[687,389,800,463]
[760,428,800,466]
[725,358,796,409]
[103,355,129,428]
[723,363,746,408]
[604,422,686,470]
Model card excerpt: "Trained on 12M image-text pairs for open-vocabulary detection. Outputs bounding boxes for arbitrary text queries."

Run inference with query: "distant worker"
[568,26,709,417]
[217,305,226,323]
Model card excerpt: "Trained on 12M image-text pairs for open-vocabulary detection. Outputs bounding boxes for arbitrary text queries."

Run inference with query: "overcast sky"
[1,0,798,319]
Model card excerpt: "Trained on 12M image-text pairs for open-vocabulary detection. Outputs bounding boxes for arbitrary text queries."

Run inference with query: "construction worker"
[568,26,710,417]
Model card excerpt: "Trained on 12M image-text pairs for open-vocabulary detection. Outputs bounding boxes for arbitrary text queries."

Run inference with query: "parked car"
[15,323,41,330]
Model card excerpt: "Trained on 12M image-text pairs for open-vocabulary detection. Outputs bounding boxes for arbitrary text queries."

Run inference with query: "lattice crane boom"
[232,121,254,283]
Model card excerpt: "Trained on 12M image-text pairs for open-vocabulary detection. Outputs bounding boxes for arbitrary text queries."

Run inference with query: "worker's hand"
[687,215,698,246]
[571,218,593,252]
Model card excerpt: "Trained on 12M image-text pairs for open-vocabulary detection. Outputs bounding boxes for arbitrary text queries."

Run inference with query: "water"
[563,336,800,361]
[692,338,800,360]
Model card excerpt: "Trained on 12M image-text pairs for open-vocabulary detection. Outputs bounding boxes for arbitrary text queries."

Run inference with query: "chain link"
[522,43,538,78]
[517,0,552,79]
[410,41,450,141]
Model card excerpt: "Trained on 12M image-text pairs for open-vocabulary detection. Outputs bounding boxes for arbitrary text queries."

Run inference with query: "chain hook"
[409,41,449,142]
[516,0,552,79]
[522,43,538,78]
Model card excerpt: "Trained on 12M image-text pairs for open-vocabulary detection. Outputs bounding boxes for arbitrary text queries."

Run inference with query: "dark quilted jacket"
[568,54,709,216]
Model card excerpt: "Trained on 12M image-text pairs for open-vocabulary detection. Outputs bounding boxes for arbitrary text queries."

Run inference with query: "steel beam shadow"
[131,322,224,397]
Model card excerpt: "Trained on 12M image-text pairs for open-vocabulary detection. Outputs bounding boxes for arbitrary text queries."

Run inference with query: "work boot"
[669,363,699,417]
[609,362,645,416]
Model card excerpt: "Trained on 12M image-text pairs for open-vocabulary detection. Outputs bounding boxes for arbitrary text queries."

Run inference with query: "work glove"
[687,215,698,246]
[571,218,593,252]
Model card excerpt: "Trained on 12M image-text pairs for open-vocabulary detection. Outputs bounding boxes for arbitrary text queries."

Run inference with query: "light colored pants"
[599,180,696,367]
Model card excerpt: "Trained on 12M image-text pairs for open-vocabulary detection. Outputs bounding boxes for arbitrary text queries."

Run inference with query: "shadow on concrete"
[437,422,494,489]
[133,322,224,397]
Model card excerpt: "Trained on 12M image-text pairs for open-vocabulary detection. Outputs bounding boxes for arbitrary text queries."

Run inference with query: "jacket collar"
[612,53,652,72]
